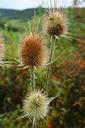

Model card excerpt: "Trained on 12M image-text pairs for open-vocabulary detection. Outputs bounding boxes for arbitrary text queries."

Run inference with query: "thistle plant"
[17,16,54,127]
[21,33,45,91]
[23,90,49,127]
[17,17,49,127]
[46,10,68,38]
[21,34,44,67]
[17,0,71,127]
[44,0,72,91]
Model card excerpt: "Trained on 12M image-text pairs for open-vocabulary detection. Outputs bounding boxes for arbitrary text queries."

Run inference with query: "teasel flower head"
[46,10,68,38]
[21,33,44,66]
[23,90,50,122]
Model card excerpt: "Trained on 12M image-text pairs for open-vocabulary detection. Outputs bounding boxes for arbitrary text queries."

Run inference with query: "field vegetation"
[0,6,85,128]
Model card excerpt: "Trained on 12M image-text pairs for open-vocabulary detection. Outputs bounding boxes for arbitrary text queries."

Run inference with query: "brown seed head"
[46,11,68,37]
[21,34,44,66]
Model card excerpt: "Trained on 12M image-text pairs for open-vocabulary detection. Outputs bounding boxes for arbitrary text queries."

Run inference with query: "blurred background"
[0,0,85,128]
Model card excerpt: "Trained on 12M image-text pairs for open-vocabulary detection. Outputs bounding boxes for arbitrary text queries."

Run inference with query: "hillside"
[0,7,85,21]
[0,8,39,20]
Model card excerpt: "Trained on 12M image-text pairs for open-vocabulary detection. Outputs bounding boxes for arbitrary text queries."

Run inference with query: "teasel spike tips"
[28,21,32,34]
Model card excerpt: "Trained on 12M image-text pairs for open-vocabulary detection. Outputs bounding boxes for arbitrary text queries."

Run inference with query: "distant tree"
[36,5,45,16]
[73,0,80,7]
[73,0,85,7]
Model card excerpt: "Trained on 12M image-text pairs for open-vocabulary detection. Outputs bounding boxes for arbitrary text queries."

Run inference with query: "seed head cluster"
[23,90,49,121]
[21,34,44,66]
[46,11,68,37]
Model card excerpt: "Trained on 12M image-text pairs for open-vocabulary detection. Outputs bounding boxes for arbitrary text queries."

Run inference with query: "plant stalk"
[46,37,56,92]
[31,66,35,91]
[32,118,36,128]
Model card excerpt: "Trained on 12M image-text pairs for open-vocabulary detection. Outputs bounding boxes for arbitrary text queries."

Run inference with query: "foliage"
[0,8,85,128]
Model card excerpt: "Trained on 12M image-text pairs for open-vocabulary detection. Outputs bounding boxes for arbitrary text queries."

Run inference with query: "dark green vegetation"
[0,7,85,128]
[0,6,45,20]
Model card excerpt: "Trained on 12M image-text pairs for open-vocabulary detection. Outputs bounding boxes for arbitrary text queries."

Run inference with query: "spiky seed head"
[21,34,44,66]
[23,90,49,121]
[46,11,68,37]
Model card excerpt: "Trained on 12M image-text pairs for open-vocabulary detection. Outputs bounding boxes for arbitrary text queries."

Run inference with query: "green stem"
[32,125,35,128]
[31,67,36,128]
[46,37,55,92]
[32,118,36,128]
[32,124,36,128]
[31,66,35,91]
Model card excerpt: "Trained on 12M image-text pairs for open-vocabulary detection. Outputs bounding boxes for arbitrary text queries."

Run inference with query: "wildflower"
[22,70,30,78]
[44,0,69,88]
[80,61,85,68]
[23,90,50,122]
[46,10,68,38]
[73,101,82,108]
[47,118,52,128]
[21,34,44,66]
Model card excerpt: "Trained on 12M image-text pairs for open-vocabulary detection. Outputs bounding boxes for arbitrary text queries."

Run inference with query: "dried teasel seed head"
[23,90,50,121]
[46,11,68,37]
[21,34,44,66]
